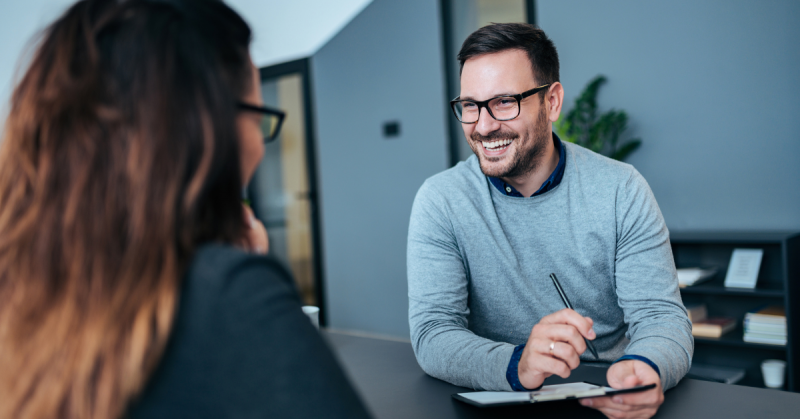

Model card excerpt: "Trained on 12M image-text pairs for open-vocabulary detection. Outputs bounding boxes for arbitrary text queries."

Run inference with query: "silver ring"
[549,341,555,355]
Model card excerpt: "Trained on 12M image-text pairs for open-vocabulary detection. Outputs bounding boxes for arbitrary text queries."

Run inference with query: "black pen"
[549,273,599,359]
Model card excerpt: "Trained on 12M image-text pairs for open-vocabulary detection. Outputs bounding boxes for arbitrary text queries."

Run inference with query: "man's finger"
[624,374,640,386]
[581,396,636,411]
[607,361,637,388]
[600,406,657,419]
[522,350,572,379]
[531,338,580,370]
[533,339,581,370]
[612,380,662,406]
[612,389,660,406]
[597,407,650,419]
[539,309,596,340]
[531,323,588,356]
[539,354,572,378]
[549,341,581,370]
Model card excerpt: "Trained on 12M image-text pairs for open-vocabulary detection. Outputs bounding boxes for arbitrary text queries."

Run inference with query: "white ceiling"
[227,0,373,67]
[0,0,373,118]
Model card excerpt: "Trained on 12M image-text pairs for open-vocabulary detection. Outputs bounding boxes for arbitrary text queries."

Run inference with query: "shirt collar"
[488,133,566,198]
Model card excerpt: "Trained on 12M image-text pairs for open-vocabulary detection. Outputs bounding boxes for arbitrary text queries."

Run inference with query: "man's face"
[459,49,551,179]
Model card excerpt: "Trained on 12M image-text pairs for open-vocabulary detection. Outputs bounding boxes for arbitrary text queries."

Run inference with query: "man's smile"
[477,137,515,157]
[482,138,512,151]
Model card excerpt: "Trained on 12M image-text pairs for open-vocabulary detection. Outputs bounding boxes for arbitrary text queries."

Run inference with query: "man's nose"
[475,107,500,136]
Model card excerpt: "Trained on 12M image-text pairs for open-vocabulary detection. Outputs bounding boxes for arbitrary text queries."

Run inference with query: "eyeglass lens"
[454,97,519,123]
[260,114,281,142]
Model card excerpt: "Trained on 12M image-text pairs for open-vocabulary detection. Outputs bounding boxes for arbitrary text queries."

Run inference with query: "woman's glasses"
[237,102,286,143]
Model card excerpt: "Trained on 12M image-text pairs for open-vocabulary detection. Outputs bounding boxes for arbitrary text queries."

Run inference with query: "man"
[407,23,692,419]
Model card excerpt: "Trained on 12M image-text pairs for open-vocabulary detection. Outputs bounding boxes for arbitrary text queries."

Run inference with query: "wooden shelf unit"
[670,231,800,391]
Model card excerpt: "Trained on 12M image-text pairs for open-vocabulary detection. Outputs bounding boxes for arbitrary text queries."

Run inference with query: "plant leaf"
[611,139,641,161]
[563,75,606,148]
[559,75,641,162]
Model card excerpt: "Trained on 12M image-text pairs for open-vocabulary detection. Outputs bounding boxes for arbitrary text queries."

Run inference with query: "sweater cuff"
[505,344,542,391]
[614,354,661,377]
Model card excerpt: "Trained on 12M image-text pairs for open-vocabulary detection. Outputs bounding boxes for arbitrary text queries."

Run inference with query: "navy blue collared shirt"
[488,133,566,197]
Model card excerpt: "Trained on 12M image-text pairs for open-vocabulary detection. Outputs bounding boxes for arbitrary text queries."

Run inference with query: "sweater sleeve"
[614,170,694,390]
[407,181,515,391]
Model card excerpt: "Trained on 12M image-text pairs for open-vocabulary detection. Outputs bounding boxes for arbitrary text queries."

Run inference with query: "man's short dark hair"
[458,23,559,92]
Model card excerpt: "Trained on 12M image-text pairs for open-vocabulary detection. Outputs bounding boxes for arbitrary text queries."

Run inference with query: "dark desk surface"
[325,330,800,419]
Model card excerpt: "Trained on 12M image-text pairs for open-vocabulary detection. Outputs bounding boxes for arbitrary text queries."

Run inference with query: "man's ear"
[546,82,564,123]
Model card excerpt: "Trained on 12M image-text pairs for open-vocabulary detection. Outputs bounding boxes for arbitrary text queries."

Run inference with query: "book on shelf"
[742,332,786,346]
[677,267,718,288]
[685,303,707,323]
[692,317,737,338]
[686,363,745,385]
[745,306,786,324]
[743,320,786,335]
[743,305,786,346]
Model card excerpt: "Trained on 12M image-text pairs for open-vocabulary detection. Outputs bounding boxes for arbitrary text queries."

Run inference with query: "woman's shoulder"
[176,243,302,335]
[186,243,295,299]
[129,244,371,418]
[188,243,292,283]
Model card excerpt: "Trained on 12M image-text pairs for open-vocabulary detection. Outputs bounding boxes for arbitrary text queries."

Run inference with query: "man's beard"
[469,107,550,179]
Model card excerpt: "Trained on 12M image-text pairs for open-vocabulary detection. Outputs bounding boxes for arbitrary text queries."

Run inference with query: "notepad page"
[457,382,610,405]
[531,382,605,397]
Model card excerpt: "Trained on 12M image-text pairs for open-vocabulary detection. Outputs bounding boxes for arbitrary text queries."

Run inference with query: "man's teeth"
[483,139,512,150]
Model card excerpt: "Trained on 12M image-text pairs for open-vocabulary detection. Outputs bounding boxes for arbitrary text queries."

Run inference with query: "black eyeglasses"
[237,102,286,143]
[450,84,550,124]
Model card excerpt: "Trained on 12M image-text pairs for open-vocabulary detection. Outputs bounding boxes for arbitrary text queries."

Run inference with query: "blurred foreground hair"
[0,0,251,417]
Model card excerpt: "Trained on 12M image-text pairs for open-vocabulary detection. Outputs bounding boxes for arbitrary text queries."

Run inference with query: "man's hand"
[240,204,268,254]
[517,309,596,389]
[579,360,663,419]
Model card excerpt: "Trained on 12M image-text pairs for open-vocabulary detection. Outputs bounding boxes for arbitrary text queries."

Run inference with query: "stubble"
[469,106,550,179]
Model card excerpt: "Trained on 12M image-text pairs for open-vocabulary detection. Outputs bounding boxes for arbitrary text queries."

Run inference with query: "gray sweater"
[407,141,693,392]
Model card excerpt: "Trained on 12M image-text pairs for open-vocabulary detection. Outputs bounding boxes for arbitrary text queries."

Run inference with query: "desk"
[325,330,800,418]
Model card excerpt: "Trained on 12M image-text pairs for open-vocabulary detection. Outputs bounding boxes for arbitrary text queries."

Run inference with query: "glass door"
[248,59,322,312]
[441,0,535,165]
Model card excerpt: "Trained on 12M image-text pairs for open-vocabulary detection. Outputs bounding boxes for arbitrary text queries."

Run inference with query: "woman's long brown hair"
[0,0,252,417]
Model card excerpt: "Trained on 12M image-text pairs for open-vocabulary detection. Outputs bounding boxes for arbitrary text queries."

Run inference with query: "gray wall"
[312,0,449,338]
[539,0,800,231]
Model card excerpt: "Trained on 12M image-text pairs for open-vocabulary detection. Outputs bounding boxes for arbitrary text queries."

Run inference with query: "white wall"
[539,0,800,231]
[0,0,74,117]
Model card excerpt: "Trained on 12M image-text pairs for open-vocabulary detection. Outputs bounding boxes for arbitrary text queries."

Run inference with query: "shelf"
[694,325,787,350]
[671,230,799,392]
[679,279,784,297]
[670,231,799,244]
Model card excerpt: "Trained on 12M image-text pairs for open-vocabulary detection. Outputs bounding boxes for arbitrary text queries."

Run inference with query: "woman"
[0,1,371,418]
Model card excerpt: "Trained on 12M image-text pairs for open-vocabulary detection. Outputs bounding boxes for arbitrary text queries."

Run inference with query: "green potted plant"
[555,75,641,162]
